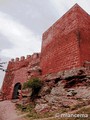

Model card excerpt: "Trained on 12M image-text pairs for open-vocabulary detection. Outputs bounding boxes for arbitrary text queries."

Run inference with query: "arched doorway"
[12,83,21,99]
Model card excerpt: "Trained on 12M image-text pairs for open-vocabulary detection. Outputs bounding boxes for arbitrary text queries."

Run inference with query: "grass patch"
[48,106,90,120]
[25,106,70,119]
[16,102,90,120]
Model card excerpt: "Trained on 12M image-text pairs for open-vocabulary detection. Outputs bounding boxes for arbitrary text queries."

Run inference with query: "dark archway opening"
[12,83,21,99]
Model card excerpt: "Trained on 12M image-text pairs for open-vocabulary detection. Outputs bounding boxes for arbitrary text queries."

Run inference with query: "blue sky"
[0,0,90,88]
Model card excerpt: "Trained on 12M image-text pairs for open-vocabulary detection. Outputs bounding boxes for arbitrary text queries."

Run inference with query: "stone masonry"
[1,4,90,99]
[2,53,41,99]
[40,4,90,74]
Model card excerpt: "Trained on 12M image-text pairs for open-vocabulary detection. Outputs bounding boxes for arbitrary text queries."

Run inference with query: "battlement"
[10,53,40,63]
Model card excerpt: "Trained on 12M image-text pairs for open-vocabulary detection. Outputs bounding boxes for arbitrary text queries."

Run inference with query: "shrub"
[23,77,42,90]
[23,78,43,101]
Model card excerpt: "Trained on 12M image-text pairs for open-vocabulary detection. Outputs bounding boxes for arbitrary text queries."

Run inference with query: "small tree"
[23,78,42,101]
[0,62,6,72]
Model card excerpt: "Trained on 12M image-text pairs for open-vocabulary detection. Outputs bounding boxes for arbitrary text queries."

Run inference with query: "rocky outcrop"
[34,67,90,113]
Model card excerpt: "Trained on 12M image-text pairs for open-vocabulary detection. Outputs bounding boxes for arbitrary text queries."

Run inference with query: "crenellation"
[10,54,41,64]
[31,53,40,59]
[16,57,19,62]
[26,55,31,59]
[20,56,25,61]
[11,59,14,62]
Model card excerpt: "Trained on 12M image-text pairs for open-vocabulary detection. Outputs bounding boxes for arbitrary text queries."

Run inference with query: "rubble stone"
[35,103,50,113]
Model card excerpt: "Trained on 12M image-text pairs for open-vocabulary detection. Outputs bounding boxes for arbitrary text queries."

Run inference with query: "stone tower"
[40,4,90,75]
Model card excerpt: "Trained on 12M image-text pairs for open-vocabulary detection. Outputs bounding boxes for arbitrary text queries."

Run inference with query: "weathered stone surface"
[75,86,90,99]
[51,86,66,96]
[22,88,32,97]
[62,68,86,79]
[39,86,51,96]
[35,103,50,113]
[34,74,90,112]
[43,67,87,81]
[67,89,77,96]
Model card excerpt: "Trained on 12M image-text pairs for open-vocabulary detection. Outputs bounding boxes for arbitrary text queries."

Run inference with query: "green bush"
[23,78,43,101]
[23,77,42,89]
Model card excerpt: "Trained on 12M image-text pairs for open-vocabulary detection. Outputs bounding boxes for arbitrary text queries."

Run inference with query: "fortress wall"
[76,8,90,65]
[40,4,82,75]
[2,53,40,99]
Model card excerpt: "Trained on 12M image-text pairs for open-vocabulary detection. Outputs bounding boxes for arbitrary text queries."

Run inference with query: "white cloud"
[50,0,90,16]
[0,11,41,58]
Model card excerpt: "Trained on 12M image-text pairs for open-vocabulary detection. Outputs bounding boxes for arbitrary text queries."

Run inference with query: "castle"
[2,4,90,99]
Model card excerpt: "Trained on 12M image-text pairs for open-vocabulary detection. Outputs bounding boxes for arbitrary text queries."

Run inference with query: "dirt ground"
[0,100,26,120]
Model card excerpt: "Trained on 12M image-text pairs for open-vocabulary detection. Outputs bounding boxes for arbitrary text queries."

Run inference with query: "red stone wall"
[1,61,15,99]
[2,53,40,99]
[76,7,90,65]
[2,57,29,99]
[40,4,90,75]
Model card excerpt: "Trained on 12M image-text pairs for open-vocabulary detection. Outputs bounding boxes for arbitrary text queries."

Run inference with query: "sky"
[0,0,90,88]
